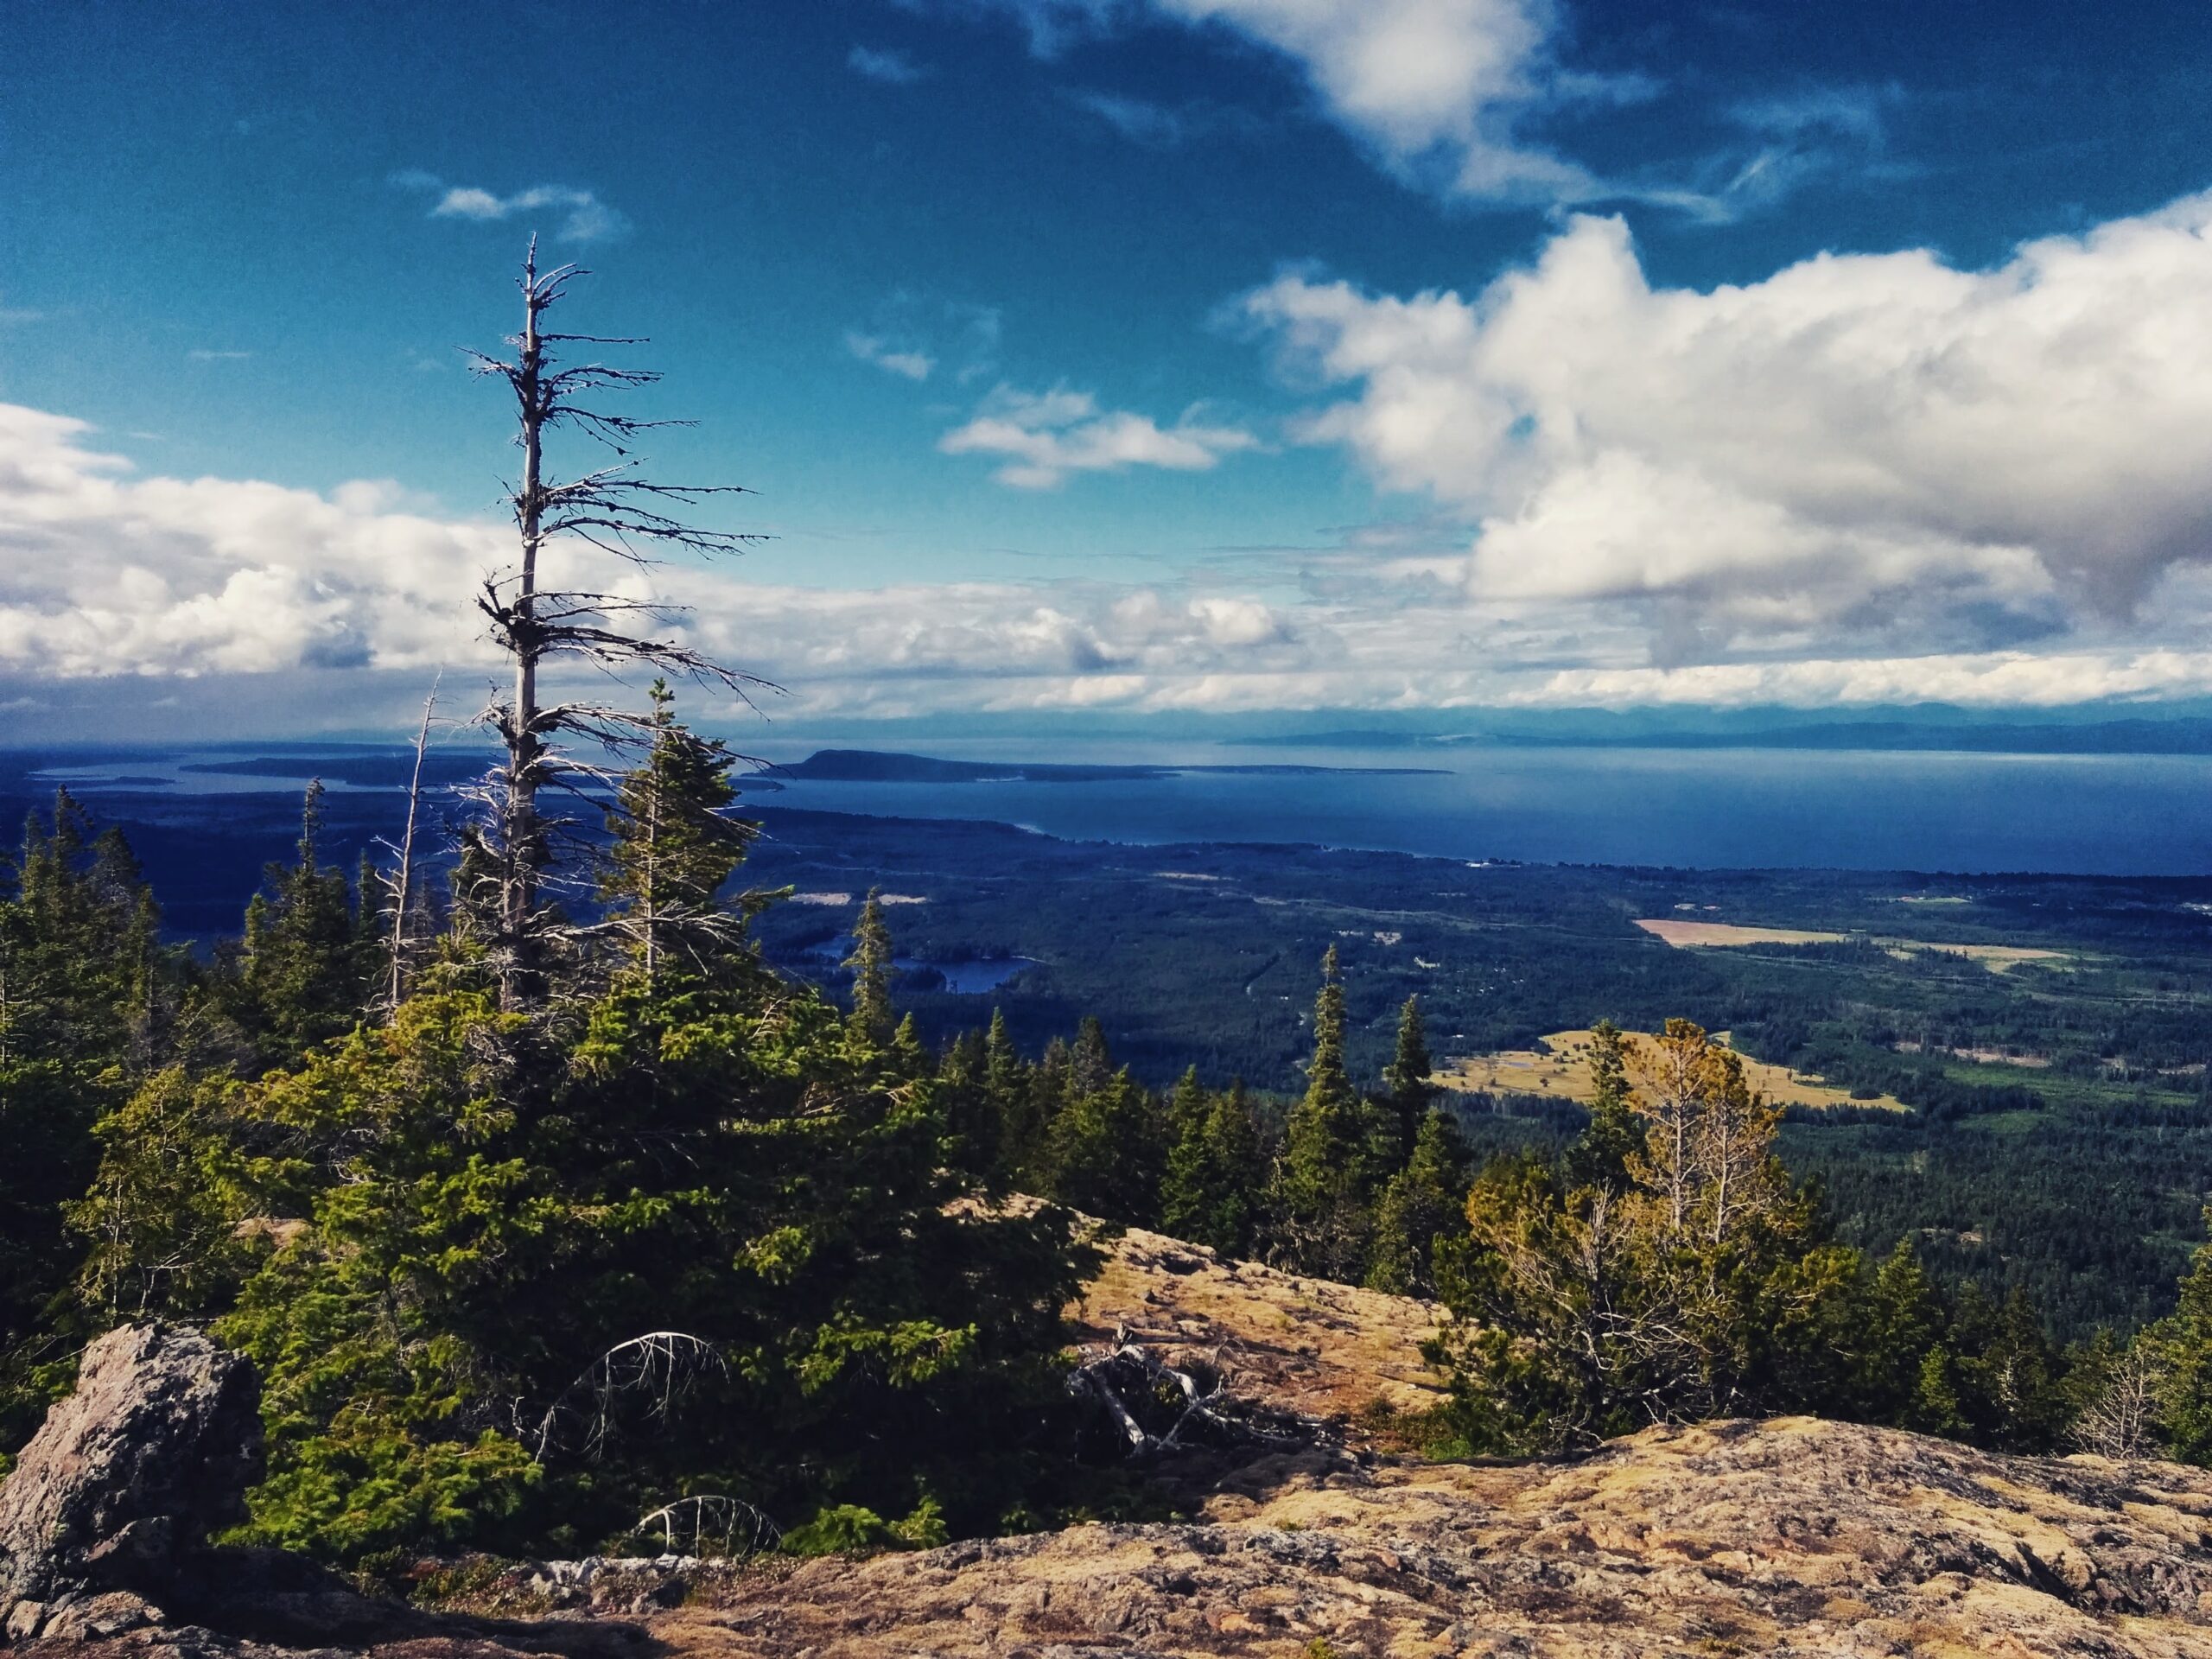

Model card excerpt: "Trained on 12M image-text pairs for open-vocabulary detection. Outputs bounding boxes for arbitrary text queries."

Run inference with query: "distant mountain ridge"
[1230,717,2212,755]
[772,748,1447,782]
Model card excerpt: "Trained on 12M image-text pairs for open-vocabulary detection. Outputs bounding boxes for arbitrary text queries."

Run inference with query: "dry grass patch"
[1439,1027,1908,1113]
[1634,918,2069,975]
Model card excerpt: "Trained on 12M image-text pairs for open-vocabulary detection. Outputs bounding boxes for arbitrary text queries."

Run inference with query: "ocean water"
[27,741,2212,877]
[747,741,2212,877]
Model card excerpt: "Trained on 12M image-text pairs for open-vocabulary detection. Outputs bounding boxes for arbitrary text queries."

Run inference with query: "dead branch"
[625,1494,781,1560]
[1066,1339,1316,1460]
[528,1330,726,1461]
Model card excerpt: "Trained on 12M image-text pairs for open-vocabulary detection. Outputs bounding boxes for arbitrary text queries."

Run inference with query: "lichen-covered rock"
[0,1323,262,1637]
[648,1417,2212,1656]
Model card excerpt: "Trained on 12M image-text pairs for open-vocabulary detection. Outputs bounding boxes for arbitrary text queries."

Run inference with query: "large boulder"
[0,1323,262,1641]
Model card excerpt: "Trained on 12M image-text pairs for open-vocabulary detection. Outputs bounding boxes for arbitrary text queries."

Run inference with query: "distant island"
[772,748,1450,783]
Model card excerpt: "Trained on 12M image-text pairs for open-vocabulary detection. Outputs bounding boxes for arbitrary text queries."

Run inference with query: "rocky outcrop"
[652,1417,2212,1656]
[1069,1224,1448,1434]
[0,1325,262,1642]
[0,1326,646,1659]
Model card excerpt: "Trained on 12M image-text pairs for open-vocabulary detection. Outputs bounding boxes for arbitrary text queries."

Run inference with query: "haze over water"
[35,741,2212,878]
[713,741,2212,876]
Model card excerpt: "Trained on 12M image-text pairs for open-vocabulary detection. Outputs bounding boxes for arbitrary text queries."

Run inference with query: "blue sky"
[7,0,2212,735]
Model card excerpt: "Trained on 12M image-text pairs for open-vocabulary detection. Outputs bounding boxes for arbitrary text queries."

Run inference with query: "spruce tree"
[1381,995,1434,1163]
[1202,1079,1265,1255]
[1565,1019,1642,1192]
[985,1009,1044,1181]
[1160,1067,1215,1242]
[599,680,757,988]
[1045,1065,1166,1226]
[1365,1108,1472,1297]
[1070,1015,1114,1097]
[1272,945,1378,1280]
[844,890,894,1051]
[0,793,167,1443]
[232,781,370,1066]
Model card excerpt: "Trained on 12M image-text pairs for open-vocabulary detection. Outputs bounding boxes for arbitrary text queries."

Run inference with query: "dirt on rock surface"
[20,1246,2212,1657]
[644,1227,2212,1656]
[653,1417,2212,1657]
[1068,1224,1450,1433]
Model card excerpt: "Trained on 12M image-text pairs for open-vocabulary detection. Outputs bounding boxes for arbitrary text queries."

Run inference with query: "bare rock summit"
[0,1324,261,1642]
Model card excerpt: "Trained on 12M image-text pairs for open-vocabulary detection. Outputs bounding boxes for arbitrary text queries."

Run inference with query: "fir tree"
[1364,1108,1472,1297]
[1271,946,1380,1280]
[1564,1020,1641,1192]
[1381,995,1434,1163]
[232,781,370,1066]
[844,890,894,1051]
[599,680,757,988]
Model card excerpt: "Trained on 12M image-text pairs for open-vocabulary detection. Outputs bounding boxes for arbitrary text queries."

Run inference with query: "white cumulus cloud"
[939,384,1260,488]
[391,171,630,242]
[1246,189,2212,665]
[845,331,937,380]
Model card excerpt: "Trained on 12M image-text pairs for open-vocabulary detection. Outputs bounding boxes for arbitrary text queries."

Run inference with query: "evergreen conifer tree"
[1271,945,1379,1280]
[1160,1067,1214,1241]
[599,680,757,988]
[1364,1108,1473,1297]
[1564,1020,1642,1192]
[232,782,370,1066]
[0,793,167,1443]
[844,890,894,1051]
[1382,995,1434,1163]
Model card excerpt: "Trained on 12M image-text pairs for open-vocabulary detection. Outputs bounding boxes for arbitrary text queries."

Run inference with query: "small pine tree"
[1271,946,1379,1280]
[1364,1108,1472,1297]
[1381,995,1433,1164]
[1564,1020,1641,1192]
[845,890,894,1051]
[600,681,757,988]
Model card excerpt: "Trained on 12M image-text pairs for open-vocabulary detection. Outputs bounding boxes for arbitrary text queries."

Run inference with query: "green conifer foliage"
[231,782,372,1066]
[1563,1019,1641,1192]
[2154,1216,2212,1462]
[1439,1021,1861,1451]
[210,958,1090,1559]
[1364,1108,1471,1297]
[844,890,894,1052]
[1159,1067,1216,1243]
[0,793,166,1441]
[1271,946,1380,1279]
[1381,995,1434,1161]
[599,680,758,988]
[1045,1051,1166,1227]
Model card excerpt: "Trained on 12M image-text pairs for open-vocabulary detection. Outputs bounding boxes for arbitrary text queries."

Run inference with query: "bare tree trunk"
[642,779,659,989]
[463,238,776,1013]
[386,675,441,1016]
[502,243,549,1009]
